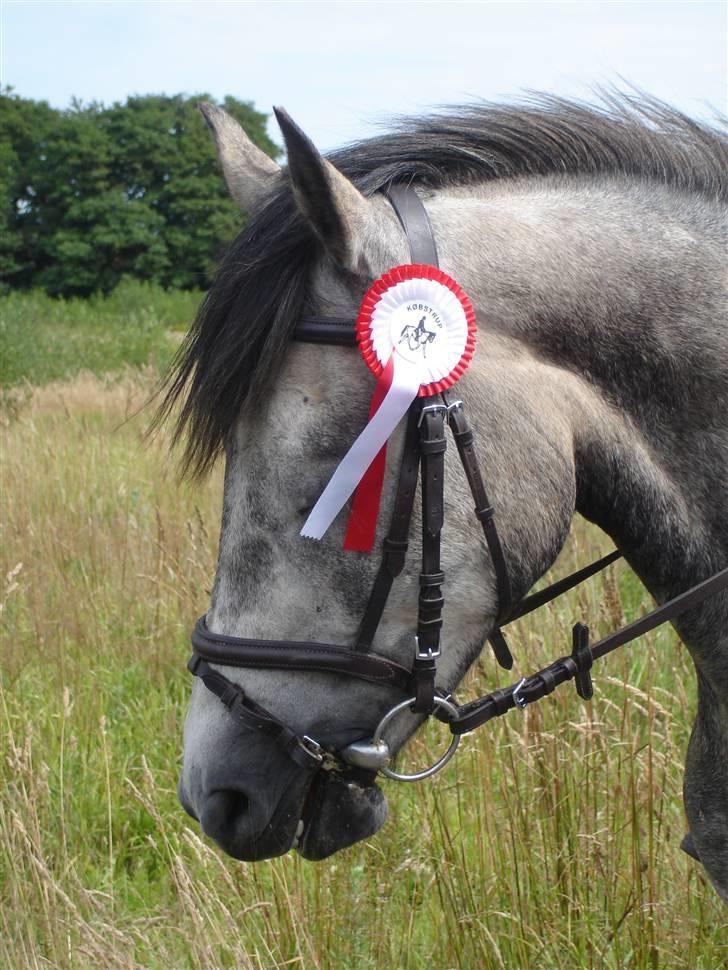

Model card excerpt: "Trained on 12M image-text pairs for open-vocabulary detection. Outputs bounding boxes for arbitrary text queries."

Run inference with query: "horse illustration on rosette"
[157,94,728,901]
[399,315,437,356]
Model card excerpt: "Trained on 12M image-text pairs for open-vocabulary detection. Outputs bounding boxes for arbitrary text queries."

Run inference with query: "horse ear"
[274,107,377,273]
[199,102,280,214]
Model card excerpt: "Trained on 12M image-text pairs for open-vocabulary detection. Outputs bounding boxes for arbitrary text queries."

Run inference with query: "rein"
[188,185,728,782]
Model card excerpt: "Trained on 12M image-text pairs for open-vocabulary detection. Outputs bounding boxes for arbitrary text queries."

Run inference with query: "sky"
[1,1,726,151]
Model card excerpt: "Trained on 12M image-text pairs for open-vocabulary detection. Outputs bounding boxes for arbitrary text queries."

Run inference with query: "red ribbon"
[343,354,395,552]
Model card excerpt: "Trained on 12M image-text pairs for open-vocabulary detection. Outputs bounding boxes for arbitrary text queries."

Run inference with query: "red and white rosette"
[301,264,476,548]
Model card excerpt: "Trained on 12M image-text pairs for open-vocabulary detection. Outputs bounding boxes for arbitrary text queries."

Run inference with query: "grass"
[0,281,201,389]
[1,370,727,969]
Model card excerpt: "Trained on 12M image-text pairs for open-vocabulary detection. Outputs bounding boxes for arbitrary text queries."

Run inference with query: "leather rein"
[188,185,728,782]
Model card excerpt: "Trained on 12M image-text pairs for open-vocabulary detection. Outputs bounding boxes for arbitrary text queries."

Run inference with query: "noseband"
[188,185,728,782]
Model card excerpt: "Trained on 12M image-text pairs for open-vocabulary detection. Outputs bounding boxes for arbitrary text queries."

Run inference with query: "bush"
[0,280,202,387]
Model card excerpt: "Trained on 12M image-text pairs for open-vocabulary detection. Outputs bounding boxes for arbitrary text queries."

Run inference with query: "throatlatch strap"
[442,392,512,619]
[441,389,514,669]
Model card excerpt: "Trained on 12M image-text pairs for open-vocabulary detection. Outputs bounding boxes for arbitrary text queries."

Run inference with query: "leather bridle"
[188,185,728,782]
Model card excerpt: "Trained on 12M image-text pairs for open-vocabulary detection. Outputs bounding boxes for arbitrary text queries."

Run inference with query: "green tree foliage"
[0,90,279,296]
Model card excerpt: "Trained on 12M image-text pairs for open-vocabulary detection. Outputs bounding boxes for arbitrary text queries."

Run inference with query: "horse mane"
[156,91,727,478]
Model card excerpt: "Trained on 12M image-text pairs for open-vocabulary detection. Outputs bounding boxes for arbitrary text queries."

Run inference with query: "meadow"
[0,281,199,389]
[1,290,726,969]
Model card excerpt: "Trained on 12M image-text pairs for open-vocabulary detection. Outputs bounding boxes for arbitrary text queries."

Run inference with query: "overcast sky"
[2,1,726,151]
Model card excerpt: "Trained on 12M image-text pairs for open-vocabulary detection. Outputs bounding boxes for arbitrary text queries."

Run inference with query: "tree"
[0,90,58,287]
[0,90,280,295]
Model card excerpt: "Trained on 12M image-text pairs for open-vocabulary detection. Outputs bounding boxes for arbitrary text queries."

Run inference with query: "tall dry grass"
[1,371,726,969]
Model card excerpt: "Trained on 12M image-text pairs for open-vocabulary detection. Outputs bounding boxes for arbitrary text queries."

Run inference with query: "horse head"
[169,104,520,860]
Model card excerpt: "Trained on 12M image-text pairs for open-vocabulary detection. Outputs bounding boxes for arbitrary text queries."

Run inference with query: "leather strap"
[413,401,447,713]
[293,316,357,346]
[192,616,412,691]
[386,184,439,266]
[450,565,728,735]
[188,655,326,769]
[440,389,514,668]
[589,566,728,661]
[386,187,446,711]
[356,405,421,649]
[442,391,512,622]
[505,549,622,624]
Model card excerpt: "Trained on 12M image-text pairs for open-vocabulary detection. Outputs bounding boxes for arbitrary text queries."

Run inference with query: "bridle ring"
[372,695,461,782]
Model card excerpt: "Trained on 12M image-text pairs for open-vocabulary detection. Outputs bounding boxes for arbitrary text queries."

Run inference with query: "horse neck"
[430,175,728,600]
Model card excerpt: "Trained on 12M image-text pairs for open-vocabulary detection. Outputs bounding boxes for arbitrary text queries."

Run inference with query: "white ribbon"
[301,355,421,540]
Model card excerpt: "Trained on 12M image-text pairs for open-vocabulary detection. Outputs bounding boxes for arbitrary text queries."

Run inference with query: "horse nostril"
[199,789,251,842]
[197,786,297,861]
[222,788,249,818]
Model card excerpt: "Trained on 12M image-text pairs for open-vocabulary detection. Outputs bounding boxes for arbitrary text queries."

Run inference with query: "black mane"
[157,92,727,477]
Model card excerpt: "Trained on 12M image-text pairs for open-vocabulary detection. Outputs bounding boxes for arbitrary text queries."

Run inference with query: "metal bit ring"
[372,695,461,782]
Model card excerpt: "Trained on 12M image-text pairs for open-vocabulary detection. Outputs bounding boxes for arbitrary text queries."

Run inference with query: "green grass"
[1,372,727,969]
[0,280,201,388]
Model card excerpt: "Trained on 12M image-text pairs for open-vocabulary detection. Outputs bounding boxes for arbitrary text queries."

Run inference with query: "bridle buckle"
[298,735,341,771]
[414,635,441,661]
[417,403,448,427]
[512,677,529,709]
[298,735,324,763]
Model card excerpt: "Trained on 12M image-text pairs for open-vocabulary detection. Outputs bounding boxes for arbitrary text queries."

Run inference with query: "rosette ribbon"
[301,265,476,548]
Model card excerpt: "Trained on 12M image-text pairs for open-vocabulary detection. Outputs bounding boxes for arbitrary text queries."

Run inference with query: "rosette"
[301,264,476,548]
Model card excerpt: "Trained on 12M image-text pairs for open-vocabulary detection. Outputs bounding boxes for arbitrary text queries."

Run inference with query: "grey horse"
[158,95,728,900]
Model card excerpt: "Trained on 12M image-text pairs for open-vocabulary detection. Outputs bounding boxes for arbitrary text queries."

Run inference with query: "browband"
[292,316,356,346]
